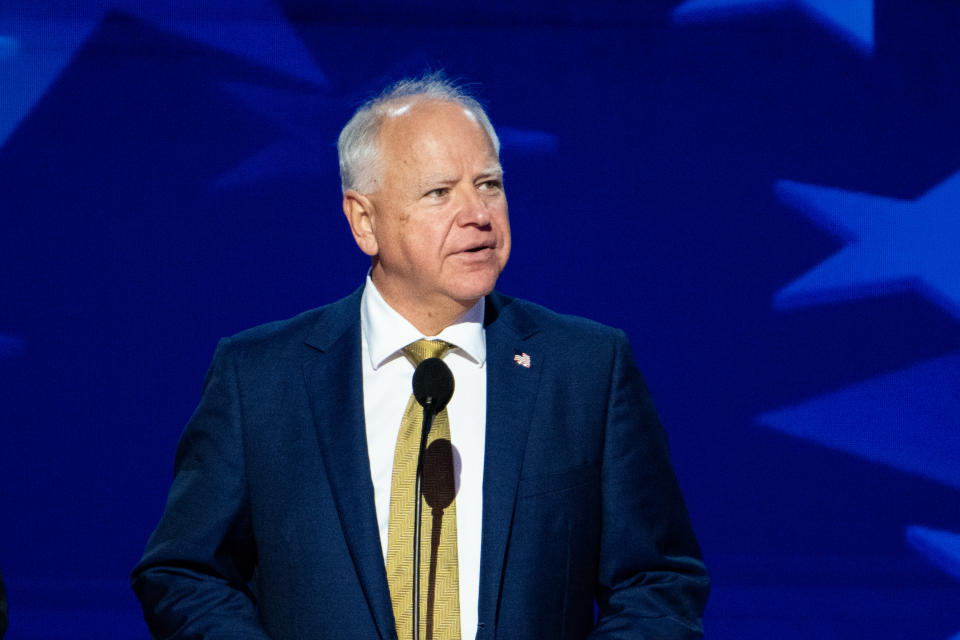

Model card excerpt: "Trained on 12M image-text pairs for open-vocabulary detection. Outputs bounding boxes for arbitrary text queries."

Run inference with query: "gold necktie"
[386,339,461,640]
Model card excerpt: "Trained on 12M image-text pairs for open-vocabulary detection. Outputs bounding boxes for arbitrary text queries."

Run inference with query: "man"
[132,75,709,639]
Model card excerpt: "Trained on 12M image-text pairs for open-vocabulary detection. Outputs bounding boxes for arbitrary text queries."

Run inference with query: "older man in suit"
[132,74,709,639]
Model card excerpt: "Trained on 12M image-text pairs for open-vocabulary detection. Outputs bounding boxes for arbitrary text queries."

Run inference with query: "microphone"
[413,357,455,417]
[410,356,454,640]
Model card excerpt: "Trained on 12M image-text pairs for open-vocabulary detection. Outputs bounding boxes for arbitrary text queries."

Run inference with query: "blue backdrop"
[1,1,959,638]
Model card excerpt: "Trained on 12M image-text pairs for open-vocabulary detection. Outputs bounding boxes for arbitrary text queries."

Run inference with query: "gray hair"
[337,72,501,193]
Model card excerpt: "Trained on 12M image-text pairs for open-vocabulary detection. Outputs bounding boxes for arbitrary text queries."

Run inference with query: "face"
[345,100,511,323]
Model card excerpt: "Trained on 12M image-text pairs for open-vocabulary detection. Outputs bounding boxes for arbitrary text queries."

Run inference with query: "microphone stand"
[412,404,439,640]
[409,356,453,640]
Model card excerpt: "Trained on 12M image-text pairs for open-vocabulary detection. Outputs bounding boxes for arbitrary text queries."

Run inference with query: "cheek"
[495,208,511,240]
[405,226,444,264]
[493,200,510,223]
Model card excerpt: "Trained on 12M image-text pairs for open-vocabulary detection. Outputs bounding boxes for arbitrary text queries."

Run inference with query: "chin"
[448,277,498,305]
[444,261,505,303]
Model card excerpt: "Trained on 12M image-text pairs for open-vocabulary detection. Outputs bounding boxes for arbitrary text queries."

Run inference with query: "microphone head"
[412,357,454,412]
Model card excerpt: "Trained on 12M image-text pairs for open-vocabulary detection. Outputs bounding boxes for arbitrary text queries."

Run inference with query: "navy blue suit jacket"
[132,288,708,639]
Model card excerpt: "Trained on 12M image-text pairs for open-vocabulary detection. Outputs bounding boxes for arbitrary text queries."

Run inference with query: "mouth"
[461,242,495,254]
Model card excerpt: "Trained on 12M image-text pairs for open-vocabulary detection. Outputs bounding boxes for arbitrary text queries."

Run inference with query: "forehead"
[377,100,496,164]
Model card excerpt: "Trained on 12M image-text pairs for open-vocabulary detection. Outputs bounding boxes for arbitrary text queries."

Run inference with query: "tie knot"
[403,339,453,366]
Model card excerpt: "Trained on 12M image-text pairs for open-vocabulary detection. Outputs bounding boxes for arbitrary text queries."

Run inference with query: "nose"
[457,185,491,227]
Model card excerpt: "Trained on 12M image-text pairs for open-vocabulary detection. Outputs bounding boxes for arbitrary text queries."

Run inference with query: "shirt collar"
[360,275,486,370]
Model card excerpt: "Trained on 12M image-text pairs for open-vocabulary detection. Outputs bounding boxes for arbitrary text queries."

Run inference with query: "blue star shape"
[0,2,326,149]
[672,0,874,54]
[214,81,345,187]
[762,174,960,485]
[758,351,960,490]
[907,526,960,582]
[906,525,960,640]
[774,171,960,321]
[763,171,960,598]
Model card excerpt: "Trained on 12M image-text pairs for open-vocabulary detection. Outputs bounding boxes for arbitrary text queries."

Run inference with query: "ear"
[343,189,379,257]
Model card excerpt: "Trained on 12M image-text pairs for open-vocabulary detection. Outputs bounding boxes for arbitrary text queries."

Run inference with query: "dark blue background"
[2,1,959,637]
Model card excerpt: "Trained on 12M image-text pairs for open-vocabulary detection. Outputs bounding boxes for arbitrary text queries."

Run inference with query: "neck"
[370,271,477,336]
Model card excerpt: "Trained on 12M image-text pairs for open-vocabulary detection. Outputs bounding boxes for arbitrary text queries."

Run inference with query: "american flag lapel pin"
[513,352,532,368]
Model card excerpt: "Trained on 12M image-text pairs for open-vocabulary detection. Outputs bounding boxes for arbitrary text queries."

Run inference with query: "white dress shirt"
[360,276,486,640]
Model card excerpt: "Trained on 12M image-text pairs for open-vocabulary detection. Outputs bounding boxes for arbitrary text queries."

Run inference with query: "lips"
[459,241,495,253]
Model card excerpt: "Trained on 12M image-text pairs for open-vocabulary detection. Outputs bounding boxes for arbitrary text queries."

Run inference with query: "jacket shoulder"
[488,291,626,345]
[218,288,361,359]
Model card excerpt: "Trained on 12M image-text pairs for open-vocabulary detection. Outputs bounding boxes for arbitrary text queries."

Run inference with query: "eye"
[425,187,449,198]
[478,179,502,191]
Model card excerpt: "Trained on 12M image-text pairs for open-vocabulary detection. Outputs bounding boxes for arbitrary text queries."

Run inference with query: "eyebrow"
[478,165,504,179]
[418,175,457,190]
[417,166,504,191]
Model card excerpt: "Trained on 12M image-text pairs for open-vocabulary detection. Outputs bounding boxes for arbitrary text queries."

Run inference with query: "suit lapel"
[302,289,395,640]
[477,293,543,631]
